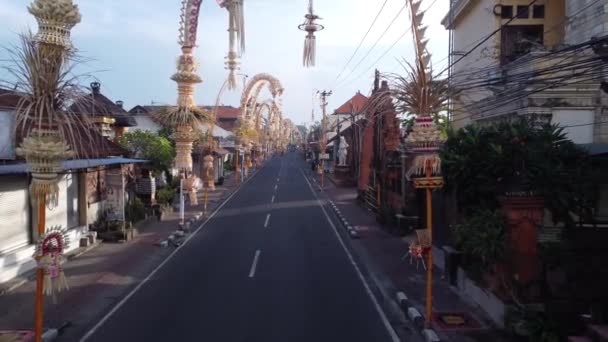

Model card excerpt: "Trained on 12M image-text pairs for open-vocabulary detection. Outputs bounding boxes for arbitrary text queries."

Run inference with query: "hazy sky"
[0,0,450,125]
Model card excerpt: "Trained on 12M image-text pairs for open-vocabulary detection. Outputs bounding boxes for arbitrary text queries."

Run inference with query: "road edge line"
[299,168,401,342]
[79,165,261,342]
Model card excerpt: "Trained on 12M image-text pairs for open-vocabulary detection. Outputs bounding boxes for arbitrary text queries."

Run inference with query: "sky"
[0,0,450,126]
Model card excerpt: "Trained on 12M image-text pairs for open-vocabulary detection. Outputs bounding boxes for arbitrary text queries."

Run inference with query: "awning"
[0,157,147,175]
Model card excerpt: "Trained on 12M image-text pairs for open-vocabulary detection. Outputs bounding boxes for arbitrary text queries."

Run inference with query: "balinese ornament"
[34,226,70,299]
[184,174,200,205]
[202,154,216,191]
[404,116,445,179]
[219,0,245,90]
[173,126,197,172]
[16,129,73,207]
[298,0,324,67]
[28,0,81,49]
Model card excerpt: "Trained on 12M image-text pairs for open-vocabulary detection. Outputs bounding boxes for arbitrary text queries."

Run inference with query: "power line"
[439,0,603,90]
[335,31,409,89]
[436,0,540,78]
[331,0,390,88]
[334,0,440,89]
[332,3,407,89]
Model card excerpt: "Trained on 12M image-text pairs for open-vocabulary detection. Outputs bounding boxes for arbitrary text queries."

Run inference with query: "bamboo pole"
[235,148,240,186]
[425,166,433,328]
[34,198,45,342]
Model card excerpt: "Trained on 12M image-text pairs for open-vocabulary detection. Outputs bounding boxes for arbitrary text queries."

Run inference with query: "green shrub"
[453,209,507,274]
[125,197,146,223]
[157,187,175,206]
[441,118,595,226]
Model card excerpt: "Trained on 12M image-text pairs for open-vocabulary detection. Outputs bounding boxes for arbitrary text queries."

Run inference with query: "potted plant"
[156,187,175,221]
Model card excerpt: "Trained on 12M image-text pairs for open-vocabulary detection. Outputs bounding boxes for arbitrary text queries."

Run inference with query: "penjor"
[298,0,324,67]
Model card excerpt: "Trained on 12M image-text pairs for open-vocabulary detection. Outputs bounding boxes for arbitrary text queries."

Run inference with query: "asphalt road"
[80,152,398,342]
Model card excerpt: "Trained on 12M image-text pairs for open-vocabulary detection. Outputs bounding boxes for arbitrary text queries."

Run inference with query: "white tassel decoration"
[303,33,316,67]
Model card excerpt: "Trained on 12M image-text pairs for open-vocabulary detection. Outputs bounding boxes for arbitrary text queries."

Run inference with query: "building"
[442,0,608,146]
[326,91,369,180]
[0,88,144,283]
[357,72,404,218]
[71,82,137,140]
[127,104,236,183]
[441,1,608,329]
[128,105,240,133]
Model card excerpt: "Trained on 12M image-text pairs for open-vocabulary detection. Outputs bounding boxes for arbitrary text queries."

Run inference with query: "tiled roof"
[13,124,130,159]
[0,88,23,109]
[70,83,137,127]
[333,91,369,114]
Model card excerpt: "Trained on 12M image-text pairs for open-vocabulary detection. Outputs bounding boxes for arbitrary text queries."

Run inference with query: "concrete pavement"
[79,153,406,342]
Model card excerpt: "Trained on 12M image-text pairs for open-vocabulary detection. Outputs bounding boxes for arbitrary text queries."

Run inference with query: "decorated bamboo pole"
[425,167,433,326]
[400,0,445,327]
[14,1,82,341]
[318,90,331,189]
[235,145,240,186]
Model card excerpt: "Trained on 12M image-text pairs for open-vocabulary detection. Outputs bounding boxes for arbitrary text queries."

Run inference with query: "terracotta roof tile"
[333,91,369,114]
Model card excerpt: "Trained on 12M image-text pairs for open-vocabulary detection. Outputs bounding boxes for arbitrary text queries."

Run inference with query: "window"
[516,5,530,19]
[501,25,544,65]
[501,5,513,19]
[533,5,545,18]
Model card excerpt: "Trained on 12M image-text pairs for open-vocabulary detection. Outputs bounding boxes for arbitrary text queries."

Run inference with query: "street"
[80,152,398,342]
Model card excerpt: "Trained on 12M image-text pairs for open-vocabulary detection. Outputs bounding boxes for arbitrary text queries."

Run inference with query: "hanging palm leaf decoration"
[298,0,324,67]
[219,0,246,90]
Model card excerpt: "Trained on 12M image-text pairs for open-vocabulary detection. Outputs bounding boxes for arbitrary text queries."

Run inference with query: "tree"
[440,119,596,226]
[296,125,308,140]
[118,131,175,174]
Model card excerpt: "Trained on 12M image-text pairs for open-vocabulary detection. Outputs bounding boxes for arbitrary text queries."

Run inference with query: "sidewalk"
[0,169,252,342]
[319,173,518,342]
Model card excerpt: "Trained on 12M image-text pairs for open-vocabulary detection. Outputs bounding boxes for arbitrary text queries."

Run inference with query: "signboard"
[106,169,125,221]
[319,153,330,160]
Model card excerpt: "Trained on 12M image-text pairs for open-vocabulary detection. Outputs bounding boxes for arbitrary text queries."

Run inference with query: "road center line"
[264,213,271,227]
[249,250,261,278]
[271,195,275,203]
[274,184,278,191]
[79,167,261,342]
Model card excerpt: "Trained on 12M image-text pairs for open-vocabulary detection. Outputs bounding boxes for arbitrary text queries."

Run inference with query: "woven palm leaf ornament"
[218,0,246,90]
[34,227,70,300]
[167,0,247,172]
[403,0,446,180]
[298,0,324,67]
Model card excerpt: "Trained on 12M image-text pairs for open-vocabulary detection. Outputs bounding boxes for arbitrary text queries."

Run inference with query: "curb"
[327,200,359,239]
[396,291,441,342]
[156,167,262,248]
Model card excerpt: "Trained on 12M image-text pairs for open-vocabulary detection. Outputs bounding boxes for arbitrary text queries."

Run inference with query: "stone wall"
[565,0,608,44]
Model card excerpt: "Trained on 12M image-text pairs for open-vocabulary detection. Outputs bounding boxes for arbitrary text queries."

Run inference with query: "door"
[46,174,80,230]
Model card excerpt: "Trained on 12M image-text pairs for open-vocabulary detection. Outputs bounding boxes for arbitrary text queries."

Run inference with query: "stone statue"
[202,155,215,191]
[338,136,349,166]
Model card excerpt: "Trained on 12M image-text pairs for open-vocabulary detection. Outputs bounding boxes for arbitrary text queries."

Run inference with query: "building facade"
[442,0,608,146]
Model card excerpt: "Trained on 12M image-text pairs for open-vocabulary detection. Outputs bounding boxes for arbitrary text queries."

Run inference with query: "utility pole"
[317,90,332,189]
